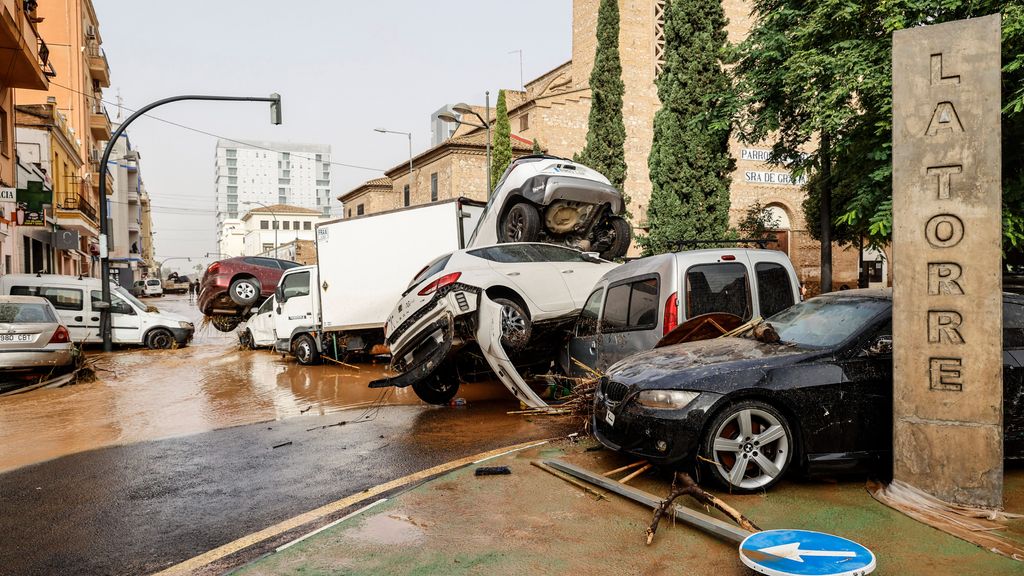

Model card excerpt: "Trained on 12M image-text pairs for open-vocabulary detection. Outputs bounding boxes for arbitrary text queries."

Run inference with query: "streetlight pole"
[374,128,413,203]
[438,99,492,196]
[242,201,278,259]
[97,93,281,352]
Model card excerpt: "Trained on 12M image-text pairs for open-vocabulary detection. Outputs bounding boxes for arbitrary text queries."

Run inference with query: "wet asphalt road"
[0,395,570,575]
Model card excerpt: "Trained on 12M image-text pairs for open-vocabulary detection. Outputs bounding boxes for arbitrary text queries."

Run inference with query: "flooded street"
[0,294,573,576]
[0,294,515,473]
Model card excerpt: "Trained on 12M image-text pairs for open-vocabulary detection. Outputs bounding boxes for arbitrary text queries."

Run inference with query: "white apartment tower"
[214,139,335,237]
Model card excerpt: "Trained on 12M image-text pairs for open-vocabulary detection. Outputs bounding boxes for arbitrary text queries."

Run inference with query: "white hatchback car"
[374,243,618,404]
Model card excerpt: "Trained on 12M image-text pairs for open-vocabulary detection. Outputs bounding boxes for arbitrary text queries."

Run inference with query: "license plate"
[0,334,33,343]
[604,409,615,427]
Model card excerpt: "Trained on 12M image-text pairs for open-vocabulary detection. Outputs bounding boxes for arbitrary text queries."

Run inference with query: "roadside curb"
[153,439,550,575]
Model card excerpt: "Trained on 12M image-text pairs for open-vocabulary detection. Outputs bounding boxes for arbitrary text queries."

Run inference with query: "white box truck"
[265,198,484,364]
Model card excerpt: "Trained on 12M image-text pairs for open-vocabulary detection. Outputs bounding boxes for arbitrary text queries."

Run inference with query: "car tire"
[500,203,541,243]
[411,361,461,405]
[700,399,794,493]
[146,328,175,350]
[293,334,321,365]
[210,314,242,333]
[493,297,532,351]
[239,329,255,350]
[229,278,260,307]
[599,216,633,260]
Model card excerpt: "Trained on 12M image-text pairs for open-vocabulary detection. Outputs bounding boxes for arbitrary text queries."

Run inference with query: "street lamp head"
[451,103,475,115]
[436,112,460,124]
[374,128,388,133]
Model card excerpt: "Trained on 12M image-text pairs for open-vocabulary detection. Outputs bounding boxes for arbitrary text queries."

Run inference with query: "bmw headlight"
[635,390,699,410]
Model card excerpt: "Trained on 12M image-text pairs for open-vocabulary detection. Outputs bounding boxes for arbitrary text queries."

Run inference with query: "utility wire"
[46,79,388,173]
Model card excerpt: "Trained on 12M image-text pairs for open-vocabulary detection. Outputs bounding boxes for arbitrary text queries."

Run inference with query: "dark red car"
[198,256,301,332]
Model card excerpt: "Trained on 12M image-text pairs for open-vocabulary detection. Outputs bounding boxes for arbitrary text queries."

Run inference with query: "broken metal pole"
[544,459,751,544]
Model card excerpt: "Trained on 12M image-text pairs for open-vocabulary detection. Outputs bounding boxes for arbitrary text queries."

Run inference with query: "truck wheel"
[146,328,175,350]
[293,334,321,365]
[500,203,541,243]
[494,298,531,351]
[210,315,242,332]
[229,278,260,306]
[599,216,632,260]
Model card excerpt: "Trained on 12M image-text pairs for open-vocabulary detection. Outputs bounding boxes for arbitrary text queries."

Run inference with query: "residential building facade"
[214,140,334,246]
[14,103,88,276]
[0,0,51,273]
[106,125,151,287]
[221,204,324,259]
[16,0,113,278]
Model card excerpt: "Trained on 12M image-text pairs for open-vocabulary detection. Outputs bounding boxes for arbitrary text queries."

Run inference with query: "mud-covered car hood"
[606,336,826,393]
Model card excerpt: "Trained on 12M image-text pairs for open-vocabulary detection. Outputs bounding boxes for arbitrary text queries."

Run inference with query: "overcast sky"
[92,1,572,269]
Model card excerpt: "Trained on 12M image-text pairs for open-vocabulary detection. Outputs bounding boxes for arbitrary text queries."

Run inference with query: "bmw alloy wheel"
[710,406,790,491]
[500,304,527,343]
[234,282,256,301]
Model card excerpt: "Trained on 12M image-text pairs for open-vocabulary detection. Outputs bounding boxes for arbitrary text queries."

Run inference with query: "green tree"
[736,201,782,243]
[574,0,627,192]
[491,89,512,189]
[736,1,1024,270]
[639,0,736,256]
[531,138,542,154]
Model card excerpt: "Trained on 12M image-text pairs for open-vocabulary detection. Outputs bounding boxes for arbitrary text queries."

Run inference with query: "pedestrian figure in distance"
[189,281,197,304]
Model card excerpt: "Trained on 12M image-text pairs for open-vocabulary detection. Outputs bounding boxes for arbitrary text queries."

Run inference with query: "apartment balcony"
[55,191,99,236]
[87,43,110,87]
[90,105,112,141]
[0,2,48,90]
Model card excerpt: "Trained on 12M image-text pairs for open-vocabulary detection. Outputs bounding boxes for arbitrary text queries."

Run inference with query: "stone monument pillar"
[892,14,1004,508]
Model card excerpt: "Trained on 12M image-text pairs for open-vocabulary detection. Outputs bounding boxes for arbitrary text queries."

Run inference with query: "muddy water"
[0,295,512,473]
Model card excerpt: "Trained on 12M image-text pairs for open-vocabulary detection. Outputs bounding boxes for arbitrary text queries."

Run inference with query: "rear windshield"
[0,302,57,323]
[755,262,795,318]
[147,279,161,285]
[685,263,752,320]
[408,254,452,291]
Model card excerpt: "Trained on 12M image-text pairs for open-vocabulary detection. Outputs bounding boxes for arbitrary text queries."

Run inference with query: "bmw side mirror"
[866,335,893,357]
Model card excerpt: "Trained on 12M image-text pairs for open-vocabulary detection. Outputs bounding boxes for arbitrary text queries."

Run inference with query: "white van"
[563,248,801,376]
[143,278,163,297]
[0,274,194,349]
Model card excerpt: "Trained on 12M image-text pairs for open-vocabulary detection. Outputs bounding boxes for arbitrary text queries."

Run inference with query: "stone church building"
[342,0,868,293]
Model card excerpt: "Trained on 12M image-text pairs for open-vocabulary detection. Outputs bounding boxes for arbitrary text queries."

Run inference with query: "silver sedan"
[0,296,76,372]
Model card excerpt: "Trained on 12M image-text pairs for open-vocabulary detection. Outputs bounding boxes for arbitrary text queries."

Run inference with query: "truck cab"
[271,265,321,364]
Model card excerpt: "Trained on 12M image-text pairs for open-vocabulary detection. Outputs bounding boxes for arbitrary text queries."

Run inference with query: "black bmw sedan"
[593,289,1024,493]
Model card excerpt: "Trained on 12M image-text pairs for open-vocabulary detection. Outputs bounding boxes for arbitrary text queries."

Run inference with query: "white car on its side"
[371,242,618,405]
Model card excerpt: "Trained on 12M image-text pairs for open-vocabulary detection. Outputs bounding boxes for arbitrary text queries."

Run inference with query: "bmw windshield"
[761,296,889,349]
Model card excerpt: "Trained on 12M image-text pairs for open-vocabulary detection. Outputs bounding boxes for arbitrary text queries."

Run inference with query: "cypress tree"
[491,90,512,189]
[532,138,542,154]
[575,0,627,192]
[640,0,735,255]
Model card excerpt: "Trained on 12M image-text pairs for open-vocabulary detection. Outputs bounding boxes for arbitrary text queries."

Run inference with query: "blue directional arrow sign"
[739,529,876,576]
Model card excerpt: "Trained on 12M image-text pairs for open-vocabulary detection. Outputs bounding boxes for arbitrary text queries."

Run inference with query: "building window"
[272,221,279,230]
[227,194,237,203]
[260,220,269,230]
[262,243,274,252]
[226,158,236,167]
[430,172,438,202]
[357,204,365,216]
[228,167,237,176]
[228,176,237,185]
[519,113,529,131]
[303,221,311,230]
[403,185,410,207]
[227,203,237,214]
[283,221,290,230]
[226,149,236,158]
[323,207,330,217]
[227,186,237,194]
[316,196,321,205]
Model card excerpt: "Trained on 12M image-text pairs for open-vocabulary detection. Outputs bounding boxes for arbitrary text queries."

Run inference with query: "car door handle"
[74,316,83,322]
[562,269,574,274]
[506,272,520,277]
[91,317,99,322]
